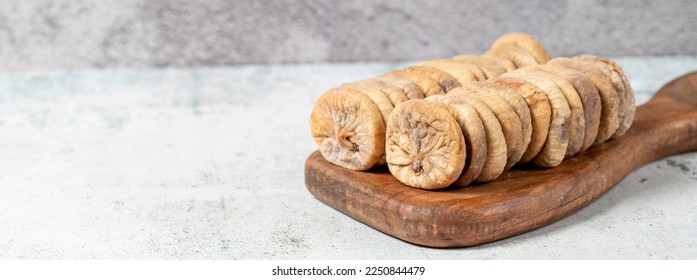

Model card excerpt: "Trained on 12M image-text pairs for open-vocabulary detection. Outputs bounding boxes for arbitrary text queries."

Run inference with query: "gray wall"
[1,0,696,71]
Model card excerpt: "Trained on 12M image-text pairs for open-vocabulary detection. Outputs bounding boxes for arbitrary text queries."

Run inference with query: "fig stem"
[337,132,357,151]
[412,159,423,174]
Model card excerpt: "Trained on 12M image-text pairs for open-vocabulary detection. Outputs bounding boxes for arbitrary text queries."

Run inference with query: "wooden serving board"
[305,72,697,248]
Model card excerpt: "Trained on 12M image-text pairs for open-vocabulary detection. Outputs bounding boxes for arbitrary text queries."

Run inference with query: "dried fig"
[549,57,620,143]
[406,65,462,93]
[310,87,385,170]
[385,69,443,97]
[451,85,524,170]
[376,73,425,100]
[453,55,510,79]
[572,57,626,138]
[526,68,586,158]
[490,32,551,63]
[503,71,571,167]
[492,77,551,163]
[418,59,479,84]
[477,82,533,157]
[427,94,487,186]
[386,100,466,189]
[454,61,488,81]
[534,64,602,153]
[340,82,393,124]
[441,94,507,182]
[484,45,539,68]
[345,78,408,106]
[576,55,635,137]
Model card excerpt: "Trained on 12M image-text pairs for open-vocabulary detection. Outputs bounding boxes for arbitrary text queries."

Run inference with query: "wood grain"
[305,72,697,248]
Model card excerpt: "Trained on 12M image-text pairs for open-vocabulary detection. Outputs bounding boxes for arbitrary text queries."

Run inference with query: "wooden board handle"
[621,71,697,169]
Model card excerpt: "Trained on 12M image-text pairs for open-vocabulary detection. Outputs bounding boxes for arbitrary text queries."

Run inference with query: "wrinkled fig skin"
[385,69,444,97]
[533,64,602,153]
[574,57,625,122]
[549,57,620,144]
[453,55,511,78]
[572,57,626,140]
[484,45,539,69]
[310,88,385,170]
[362,78,409,106]
[503,71,571,168]
[427,94,488,187]
[478,82,533,158]
[492,77,551,164]
[406,66,462,93]
[418,60,478,85]
[576,55,636,137]
[444,61,487,82]
[377,74,426,100]
[436,94,508,183]
[527,68,586,158]
[386,100,466,189]
[341,82,394,124]
[452,86,524,170]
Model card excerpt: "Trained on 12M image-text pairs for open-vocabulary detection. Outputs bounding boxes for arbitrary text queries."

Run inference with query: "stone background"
[1,0,696,71]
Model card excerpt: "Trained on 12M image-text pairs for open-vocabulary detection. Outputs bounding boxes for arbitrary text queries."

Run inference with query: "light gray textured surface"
[1,57,697,259]
[2,0,697,71]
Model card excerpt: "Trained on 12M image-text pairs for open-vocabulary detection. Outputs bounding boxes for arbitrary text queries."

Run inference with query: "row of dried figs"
[310,33,551,171]
[386,55,635,189]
